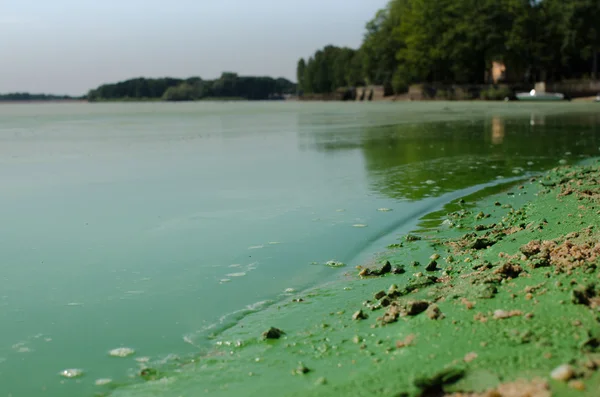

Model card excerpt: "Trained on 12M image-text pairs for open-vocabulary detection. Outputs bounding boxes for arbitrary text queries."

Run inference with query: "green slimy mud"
[111,163,600,397]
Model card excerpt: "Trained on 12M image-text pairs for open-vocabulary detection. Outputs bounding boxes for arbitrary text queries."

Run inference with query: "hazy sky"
[0,0,389,95]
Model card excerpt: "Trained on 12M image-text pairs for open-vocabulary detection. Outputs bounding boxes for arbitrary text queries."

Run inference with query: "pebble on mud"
[352,310,368,320]
[262,327,285,339]
[550,364,575,381]
[374,290,386,300]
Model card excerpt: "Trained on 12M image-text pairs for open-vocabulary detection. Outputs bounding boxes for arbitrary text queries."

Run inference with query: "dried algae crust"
[112,163,600,397]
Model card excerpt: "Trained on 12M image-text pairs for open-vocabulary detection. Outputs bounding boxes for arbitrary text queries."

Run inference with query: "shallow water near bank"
[0,101,599,396]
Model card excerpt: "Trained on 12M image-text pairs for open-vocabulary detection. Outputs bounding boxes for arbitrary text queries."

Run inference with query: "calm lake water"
[1,101,599,396]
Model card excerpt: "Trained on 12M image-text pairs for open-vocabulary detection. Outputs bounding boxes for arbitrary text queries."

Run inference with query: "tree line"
[298,0,600,95]
[87,73,296,101]
[0,93,80,101]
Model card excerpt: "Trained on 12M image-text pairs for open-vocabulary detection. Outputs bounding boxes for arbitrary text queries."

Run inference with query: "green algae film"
[1,102,600,397]
[111,164,600,397]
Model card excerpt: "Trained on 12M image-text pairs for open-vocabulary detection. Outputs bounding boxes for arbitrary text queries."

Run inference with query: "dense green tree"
[162,83,199,101]
[299,0,600,95]
[362,5,403,85]
[296,59,306,92]
[296,46,365,95]
[87,74,295,102]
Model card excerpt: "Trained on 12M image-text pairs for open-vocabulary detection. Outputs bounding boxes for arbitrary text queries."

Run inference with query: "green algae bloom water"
[0,101,599,397]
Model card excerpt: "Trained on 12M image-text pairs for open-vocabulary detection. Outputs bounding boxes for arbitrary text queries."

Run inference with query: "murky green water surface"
[0,101,599,396]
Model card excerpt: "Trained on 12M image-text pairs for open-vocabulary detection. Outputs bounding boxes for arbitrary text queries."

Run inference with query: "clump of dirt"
[548,239,600,270]
[396,334,416,348]
[517,234,600,272]
[377,300,430,325]
[359,260,393,277]
[519,240,542,258]
[493,262,523,279]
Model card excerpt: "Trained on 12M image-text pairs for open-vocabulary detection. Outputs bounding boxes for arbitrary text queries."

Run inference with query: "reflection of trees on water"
[299,112,600,201]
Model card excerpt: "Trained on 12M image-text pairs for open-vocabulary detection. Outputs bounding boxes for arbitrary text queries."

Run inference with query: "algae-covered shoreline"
[110,162,600,397]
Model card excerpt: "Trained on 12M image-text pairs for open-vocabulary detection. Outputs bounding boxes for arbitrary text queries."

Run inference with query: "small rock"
[568,380,585,391]
[405,234,421,242]
[262,327,285,340]
[293,362,310,375]
[380,297,391,307]
[392,265,406,274]
[374,290,386,300]
[406,300,429,315]
[425,260,438,271]
[430,253,440,261]
[426,304,442,320]
[140,368,159,380]
[315,377,327,385]
[352,310,368,320]
[95,378,112,386]
[550,364,575,382]
[380,261,392,274]
[470,238,495,250]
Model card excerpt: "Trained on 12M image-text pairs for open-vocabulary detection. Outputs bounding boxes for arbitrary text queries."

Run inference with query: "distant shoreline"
[0,99,87,104]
